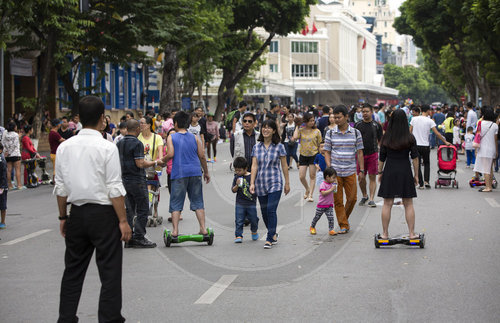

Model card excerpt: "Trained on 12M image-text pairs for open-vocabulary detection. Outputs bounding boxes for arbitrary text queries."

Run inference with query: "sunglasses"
[242,119,254,123]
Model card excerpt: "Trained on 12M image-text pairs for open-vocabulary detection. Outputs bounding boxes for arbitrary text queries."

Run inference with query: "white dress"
[473,120,498,174]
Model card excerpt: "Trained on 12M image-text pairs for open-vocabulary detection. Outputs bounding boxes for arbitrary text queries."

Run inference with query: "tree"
[394,0,500,106]
[7,0,89,138]
[214,0,317,120]
[384,64,449,104]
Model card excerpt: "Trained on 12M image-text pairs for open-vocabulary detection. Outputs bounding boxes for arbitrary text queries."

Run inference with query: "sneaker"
[234,237,242,243]
[272,233,279,245]
[359,197,369,206]
[251,232,259,241]
[329,229,337,236]
[264,242,272,249]
[367,201,376,208]
[207,158,212,162]
[310,226,317,235]
[214,157,217,162]
[418,186,425,190]
[132,238,157,248]
[0,223,6,229]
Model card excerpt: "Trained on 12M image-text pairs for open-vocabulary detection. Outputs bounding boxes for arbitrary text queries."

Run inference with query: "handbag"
[472,121,493,149]
[145,135,157,179]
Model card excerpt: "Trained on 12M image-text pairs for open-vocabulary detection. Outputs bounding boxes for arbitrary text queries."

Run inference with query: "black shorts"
[5,156,21,163]
[299,155,316,166]
[0,190,7,210]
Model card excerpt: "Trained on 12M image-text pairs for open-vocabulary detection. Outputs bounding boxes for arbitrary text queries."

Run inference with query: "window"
[269,64,278,73]
[270,41,279,53]
[384,32,387,38]
[384,21,387,27]
[291,41,318,53]
[291,64,318,78]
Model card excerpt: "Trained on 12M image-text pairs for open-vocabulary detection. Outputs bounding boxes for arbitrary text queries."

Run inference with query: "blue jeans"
[466,149,476,166]
[285,142,298,167]
[123,180,149,240]
[257,190,282,243]
[169,176,204,212]
[235,204,258,237]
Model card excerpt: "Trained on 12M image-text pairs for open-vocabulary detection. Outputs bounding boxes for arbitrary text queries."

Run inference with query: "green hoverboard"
[163,228,214,247]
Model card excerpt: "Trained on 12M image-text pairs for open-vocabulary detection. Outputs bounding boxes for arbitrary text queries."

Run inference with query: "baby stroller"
[21,158,39,188]
[435,145,458,189]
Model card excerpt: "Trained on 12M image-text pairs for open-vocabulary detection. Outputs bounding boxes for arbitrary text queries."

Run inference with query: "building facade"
[237,1,398,108]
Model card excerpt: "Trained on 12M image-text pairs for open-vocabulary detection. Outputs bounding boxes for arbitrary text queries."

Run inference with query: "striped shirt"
[251,142,286,196]
[324,125,364,177]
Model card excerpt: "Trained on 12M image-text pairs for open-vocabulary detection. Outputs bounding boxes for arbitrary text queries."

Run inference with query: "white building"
[398,34,418,67]
[237,1,398,108]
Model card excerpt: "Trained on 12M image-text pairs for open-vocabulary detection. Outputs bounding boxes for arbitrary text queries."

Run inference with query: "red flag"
[301,28,307,36]
[362,38,366,50]
[312,23,318,34]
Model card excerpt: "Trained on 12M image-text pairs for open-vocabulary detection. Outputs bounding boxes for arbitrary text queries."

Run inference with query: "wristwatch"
[58,215,69,220]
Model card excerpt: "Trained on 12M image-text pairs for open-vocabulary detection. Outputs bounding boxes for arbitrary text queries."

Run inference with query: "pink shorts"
[357,152,379,175]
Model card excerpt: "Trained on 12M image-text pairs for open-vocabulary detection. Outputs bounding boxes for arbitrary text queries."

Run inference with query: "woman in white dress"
[474,106,498,192]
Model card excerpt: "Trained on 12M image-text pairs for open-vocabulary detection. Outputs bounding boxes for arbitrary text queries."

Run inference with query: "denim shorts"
[169,176,204,212]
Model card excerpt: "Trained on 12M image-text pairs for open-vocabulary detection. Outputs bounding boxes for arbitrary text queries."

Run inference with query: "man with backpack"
[355,104,383,207]
[229,101,247,136]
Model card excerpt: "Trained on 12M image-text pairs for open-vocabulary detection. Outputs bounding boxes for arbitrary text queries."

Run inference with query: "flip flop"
[478,188,492,192]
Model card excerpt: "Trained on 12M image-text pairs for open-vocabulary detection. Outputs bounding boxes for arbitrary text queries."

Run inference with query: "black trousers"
[58,204,125,323]
[417,145,430,186]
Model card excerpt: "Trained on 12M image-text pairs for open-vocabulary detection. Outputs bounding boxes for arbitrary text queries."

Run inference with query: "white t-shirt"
[464,133,474,150]
[476,120,498,159]
[453,126,461,144]
[410,116,436,146]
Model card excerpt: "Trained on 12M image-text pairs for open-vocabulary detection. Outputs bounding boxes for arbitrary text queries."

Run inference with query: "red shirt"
[49,130,63,154]
[21,135,37,160]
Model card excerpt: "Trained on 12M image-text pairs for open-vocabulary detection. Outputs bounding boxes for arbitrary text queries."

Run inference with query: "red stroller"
[435,145,458,189]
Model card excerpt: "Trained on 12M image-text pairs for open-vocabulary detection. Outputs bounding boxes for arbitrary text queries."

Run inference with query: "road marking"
[260,225,283,241]
[485,198,500,208]
[0,229,52,246]
[194,274,237,304]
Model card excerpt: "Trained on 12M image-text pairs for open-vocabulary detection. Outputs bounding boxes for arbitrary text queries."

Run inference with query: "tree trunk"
[33,30,56,139]
[60,70,80,116]
[159,44,178,115]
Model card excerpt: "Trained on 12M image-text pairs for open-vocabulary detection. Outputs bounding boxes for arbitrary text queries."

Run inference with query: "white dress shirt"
[54,128,126,206]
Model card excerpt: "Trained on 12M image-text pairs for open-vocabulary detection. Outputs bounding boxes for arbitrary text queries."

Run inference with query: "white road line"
[260,225,284,241]
[194,274,238,304]
[0,229,52,246]
[485,198,500,208]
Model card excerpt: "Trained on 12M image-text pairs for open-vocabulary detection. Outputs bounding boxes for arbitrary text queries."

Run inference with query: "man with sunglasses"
[230,112,260,171]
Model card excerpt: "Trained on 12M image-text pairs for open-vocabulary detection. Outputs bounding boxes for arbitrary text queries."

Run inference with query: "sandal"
[478,188,492,192]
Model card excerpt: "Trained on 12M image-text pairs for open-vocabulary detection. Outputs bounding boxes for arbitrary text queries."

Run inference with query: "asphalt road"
[1,142,499,322]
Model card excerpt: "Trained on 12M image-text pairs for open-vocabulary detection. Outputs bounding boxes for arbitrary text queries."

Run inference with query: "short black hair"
[322,105,331,114]
[323,166,337,178]
[79,96,104,127]
[61,116,68,121]
[126,112,135,118]
[413,107,421,114]
[7,122,16,132]
[118,122,127,129]
[242,112,256,122]
[363,103,373,110]
[333,105,348,116]
[421,105,430,113]
[173,110,190,129]
[467,126,473,132]
[467,102,473,109]
[270,103,278,110]
[233,157,248,169]
[239,101,247,108]
[481,106,496,121]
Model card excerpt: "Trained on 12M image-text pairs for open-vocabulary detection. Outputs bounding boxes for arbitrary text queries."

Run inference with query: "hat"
[51,118,61,126]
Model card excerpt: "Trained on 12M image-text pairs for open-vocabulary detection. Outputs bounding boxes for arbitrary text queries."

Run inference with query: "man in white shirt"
[466,102,478,133]
[55,96,131,323]
[410,105,450,189]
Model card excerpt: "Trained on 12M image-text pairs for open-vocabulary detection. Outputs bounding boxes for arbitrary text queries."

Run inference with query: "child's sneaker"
[310,226,316,235]
[234,237,242,243]
[251,232,259,241]
[329,229,337,236]
[207,158,212,163]
[214,157,217,162]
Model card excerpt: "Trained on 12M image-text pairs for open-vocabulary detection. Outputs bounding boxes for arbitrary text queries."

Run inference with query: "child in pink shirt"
[310,167,337,236]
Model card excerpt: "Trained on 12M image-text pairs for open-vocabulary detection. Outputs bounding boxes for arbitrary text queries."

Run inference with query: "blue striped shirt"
[324,125,364,177]
[251,142,286,196]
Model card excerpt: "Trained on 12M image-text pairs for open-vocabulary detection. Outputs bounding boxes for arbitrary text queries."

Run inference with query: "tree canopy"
[394,0,500,105]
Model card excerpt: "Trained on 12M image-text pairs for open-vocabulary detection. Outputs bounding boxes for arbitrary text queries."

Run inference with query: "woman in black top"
[377,109,420,239]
